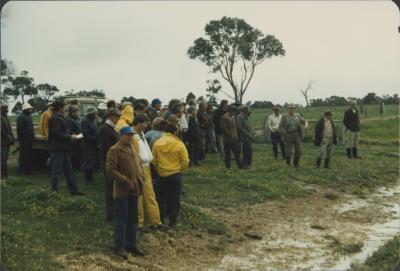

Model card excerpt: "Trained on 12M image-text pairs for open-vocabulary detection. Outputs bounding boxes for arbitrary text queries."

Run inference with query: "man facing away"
[38,102,53,139]
[98,108,121,221]
[314,110,337,169]
[187,106,200,166]
[17,103,35,175]
[236,106,255,169]
[213,100,228,158]
[152,122,190,228]
[220,105,244,170]
[65,105,82,171]
[149,98,162,124]
[1,102,15,179]
[81,106,99,184]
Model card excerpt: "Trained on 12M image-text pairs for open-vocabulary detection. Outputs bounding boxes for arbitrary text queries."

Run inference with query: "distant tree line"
[1,59,106,114]
[310,93,399,107]
[247,93,399,109]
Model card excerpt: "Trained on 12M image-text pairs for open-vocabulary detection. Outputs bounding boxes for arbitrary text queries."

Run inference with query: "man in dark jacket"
[98,108,121,221]
[48,101,83,195]
[1,102,15,179]
[66,105,81,171]
[149,98,162,124]
[206,103,218,154]
[17,103,35,175]
[213,100,228,158]
[236,106,256,169]
[187,107,200,166]
[197,102,208,161]
[81,106,98,184]
[343,100,361,159]
[314,110,337,169]
[221,105,243,170]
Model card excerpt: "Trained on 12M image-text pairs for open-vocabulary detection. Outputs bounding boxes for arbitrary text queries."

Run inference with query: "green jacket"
[279,113,305,139]
[235,113,255,143]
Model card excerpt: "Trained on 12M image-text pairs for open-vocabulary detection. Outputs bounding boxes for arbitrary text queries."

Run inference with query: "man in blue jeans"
[107,126,145,259]
[48,101,84,195]
[152,123,189,227]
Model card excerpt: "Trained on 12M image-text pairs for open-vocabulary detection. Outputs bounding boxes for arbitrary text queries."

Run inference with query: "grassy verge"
[1,113,399,270]
[349,236,400,271]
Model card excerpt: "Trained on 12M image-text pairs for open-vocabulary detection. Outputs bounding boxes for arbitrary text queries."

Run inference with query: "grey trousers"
[347,131,360,148]
[285,132,302,158]
[318,136,334,160]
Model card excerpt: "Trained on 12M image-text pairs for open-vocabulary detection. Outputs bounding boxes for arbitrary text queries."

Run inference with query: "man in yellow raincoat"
[152,122,189,227]
[132,114,168,231]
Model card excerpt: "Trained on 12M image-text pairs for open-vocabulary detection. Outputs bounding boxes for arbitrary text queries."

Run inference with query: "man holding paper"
[48,100,84,195]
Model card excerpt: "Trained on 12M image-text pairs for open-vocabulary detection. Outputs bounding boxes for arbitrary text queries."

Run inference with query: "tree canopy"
[188,16,285,104]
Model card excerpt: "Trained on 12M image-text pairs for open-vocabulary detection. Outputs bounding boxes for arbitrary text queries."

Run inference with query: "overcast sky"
[1,1,399,105]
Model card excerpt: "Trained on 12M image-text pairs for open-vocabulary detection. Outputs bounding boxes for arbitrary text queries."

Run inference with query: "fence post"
[380,102,385,115]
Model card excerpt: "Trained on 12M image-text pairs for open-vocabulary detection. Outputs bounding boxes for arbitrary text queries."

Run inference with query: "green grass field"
[1,105,399,270]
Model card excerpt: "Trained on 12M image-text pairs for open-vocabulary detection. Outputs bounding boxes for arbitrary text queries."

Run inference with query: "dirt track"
[57,182,399,271]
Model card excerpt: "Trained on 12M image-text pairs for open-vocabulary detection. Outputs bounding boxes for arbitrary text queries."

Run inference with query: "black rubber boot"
[352,148,362,159]
[316,158,322,168]
[346,148,352,159]
[273,150,278,159]
[293,156,300,168]
[286,156,291,166]
[324,158,330,169]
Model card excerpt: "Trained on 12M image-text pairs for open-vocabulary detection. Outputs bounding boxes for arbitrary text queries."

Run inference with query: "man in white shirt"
[267,106,286,159]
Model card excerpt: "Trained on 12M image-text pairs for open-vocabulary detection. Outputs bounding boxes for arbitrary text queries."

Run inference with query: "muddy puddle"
[209,182,400,271]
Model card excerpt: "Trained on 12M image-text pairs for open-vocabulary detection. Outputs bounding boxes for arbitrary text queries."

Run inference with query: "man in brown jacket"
[220,105,243,170]
[106,126,145,259]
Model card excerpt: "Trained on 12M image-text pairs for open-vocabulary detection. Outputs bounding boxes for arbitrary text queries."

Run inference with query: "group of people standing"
[263,100,361,169]
[0,96,362,260]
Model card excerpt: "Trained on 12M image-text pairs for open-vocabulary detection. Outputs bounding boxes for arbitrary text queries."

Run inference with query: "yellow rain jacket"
[38,109,52,139]
[152,133,189,177]
[116,105,134,131]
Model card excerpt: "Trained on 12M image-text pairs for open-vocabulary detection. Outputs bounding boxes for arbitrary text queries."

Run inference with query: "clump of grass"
[178,203,226,235]
[207,239,226,252]
[324,192,338,200]
[325,235,363,255]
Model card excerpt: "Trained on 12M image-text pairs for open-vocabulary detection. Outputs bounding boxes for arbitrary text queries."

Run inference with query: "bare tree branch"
[300,78,316,111]
[220,89,236,100]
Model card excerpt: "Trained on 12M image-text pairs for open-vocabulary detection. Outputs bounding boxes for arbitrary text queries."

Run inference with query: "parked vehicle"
[12,96,109,167]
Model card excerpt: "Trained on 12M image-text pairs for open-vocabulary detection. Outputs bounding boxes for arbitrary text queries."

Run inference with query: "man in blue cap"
[149,98,162,124]
[107,126,145,259]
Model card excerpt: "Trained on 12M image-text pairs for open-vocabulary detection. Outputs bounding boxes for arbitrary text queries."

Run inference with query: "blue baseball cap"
[151,98,162,106]
[119,126,134,136]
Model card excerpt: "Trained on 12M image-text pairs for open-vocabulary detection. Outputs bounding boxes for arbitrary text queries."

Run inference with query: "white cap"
[22,103,33,111]
[97,102,107,110]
